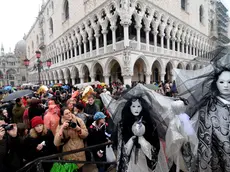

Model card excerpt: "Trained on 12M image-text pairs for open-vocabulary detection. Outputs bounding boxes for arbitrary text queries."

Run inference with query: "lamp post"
[35,50,41,85]
[23,58,30,83]
[35,50,52,85]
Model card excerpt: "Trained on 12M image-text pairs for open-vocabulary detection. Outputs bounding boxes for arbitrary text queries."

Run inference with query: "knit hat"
[94,112,106,121]
[31,116,44,128]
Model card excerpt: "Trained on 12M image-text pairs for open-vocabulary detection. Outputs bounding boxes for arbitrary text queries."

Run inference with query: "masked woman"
[176,45,230,172]
[100,84,174,172]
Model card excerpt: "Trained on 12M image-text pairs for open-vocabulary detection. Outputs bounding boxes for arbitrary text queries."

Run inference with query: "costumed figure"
[165,98,198,172]
[101,84,176,172]
[175,45,230,172]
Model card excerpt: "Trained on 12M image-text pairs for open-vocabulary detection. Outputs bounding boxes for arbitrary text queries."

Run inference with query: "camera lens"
[5,125,13,131]
[68,121,76,128]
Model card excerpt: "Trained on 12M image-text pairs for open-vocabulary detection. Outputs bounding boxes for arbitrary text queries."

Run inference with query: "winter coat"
[88,122,109,154]
[12,104,25,123]
[87,122,111,167]
[0,135,24,172]
[24,127,57,161]
[44,105,60,135]
[84,103,99,127]
[54,115,88,168]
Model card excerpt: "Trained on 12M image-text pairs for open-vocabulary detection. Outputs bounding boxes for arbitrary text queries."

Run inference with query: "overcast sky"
[0,0,229,53]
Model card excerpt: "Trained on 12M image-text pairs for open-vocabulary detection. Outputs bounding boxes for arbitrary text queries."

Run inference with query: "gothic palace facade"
[26,0,222,86]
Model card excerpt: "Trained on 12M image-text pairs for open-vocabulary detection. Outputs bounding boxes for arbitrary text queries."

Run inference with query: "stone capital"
[103,74,111,77]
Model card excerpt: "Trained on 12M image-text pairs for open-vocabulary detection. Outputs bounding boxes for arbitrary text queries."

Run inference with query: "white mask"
[216,71,230,96]
[130,99,142,116]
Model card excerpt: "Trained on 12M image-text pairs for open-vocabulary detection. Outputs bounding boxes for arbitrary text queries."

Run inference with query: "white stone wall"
[149,0,209,35]
[26,0,214,85]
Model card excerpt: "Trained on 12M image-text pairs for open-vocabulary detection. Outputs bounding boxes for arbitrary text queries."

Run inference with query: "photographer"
[54,108,88,172]
[0,117,23,172]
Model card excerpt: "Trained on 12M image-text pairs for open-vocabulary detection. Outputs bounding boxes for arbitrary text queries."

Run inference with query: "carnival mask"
[216,71,230,96]
[130,99,142,116]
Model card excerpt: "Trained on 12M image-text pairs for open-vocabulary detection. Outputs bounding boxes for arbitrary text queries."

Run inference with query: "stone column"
[186,43,189,54]
[172,39,175,51]
[71,78,76,85]
[181,41,184,53]
[111,26,117,50]
[63,49,67,60]
[160,73,166,83]
[75,45,78,57]
[65,78,68,84]
[123,75,132,86]
[78,43,82,58]
[145,29,150,51]
[166,37,170,50]
[70,46,73,58]
[145,73,151,84]
[80,77,84,84]
[136,25,141,50]
[102,31,108,53]
[95,34,100,55]
[104,74,110,85]
[89,37,93,57]
[177,40,180,52]
[83,41,87,58]
[123,24,129,47]
[153,32,158,52]
[90,74,95,82]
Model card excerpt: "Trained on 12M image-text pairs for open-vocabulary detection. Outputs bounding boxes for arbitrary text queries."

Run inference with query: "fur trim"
[30,125,48,138]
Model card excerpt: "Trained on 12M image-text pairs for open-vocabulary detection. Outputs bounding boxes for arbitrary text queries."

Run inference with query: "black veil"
[100,83,175,140]
[174,44,230,117]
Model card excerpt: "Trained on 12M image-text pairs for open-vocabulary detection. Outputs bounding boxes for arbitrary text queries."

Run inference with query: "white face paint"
[216,71,230,96]
[130,99,142,116]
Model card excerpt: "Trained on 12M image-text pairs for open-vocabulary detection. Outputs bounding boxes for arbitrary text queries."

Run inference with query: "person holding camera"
[0,117,23,172]
[54,107,88,171]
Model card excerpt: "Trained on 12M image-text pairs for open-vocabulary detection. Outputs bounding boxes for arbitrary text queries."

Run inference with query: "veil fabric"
[175,45,230,117]
[100,83,175,139]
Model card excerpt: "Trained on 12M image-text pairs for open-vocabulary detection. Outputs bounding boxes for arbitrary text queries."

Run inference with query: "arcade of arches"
[39,57,203,86]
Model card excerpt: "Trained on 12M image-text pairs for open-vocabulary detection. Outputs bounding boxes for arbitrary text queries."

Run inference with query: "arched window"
[63,0,69,20]
[49,18,54,34]
[199,5,204,24]
[181,0,187,10]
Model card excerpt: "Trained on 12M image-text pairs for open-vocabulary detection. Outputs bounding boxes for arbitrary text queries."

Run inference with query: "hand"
[36,143,43,151]
[7,124,17,138]
[131,135,137,141]
[0,127,5,140]
[76,125,81,131]
[97,150,103,158]
[61,121,69,129]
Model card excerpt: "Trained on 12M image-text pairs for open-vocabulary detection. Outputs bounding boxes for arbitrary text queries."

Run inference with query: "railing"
[17,142,115,172]
[49,39,205,70]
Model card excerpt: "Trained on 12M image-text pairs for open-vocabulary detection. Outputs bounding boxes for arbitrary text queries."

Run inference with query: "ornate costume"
[175,45,230,172]
[101,84,175,172]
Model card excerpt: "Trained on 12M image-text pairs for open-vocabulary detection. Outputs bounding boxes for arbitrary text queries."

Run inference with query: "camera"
[1,124,14,131]
[68,121,77,129]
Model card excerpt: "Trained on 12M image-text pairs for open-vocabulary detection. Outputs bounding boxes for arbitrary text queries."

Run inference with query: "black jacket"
[0,135,24,172]
[84,103,99,127]
[24,129,57,161]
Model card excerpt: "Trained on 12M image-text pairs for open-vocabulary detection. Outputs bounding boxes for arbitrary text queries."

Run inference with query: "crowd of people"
[0,83,122,172]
